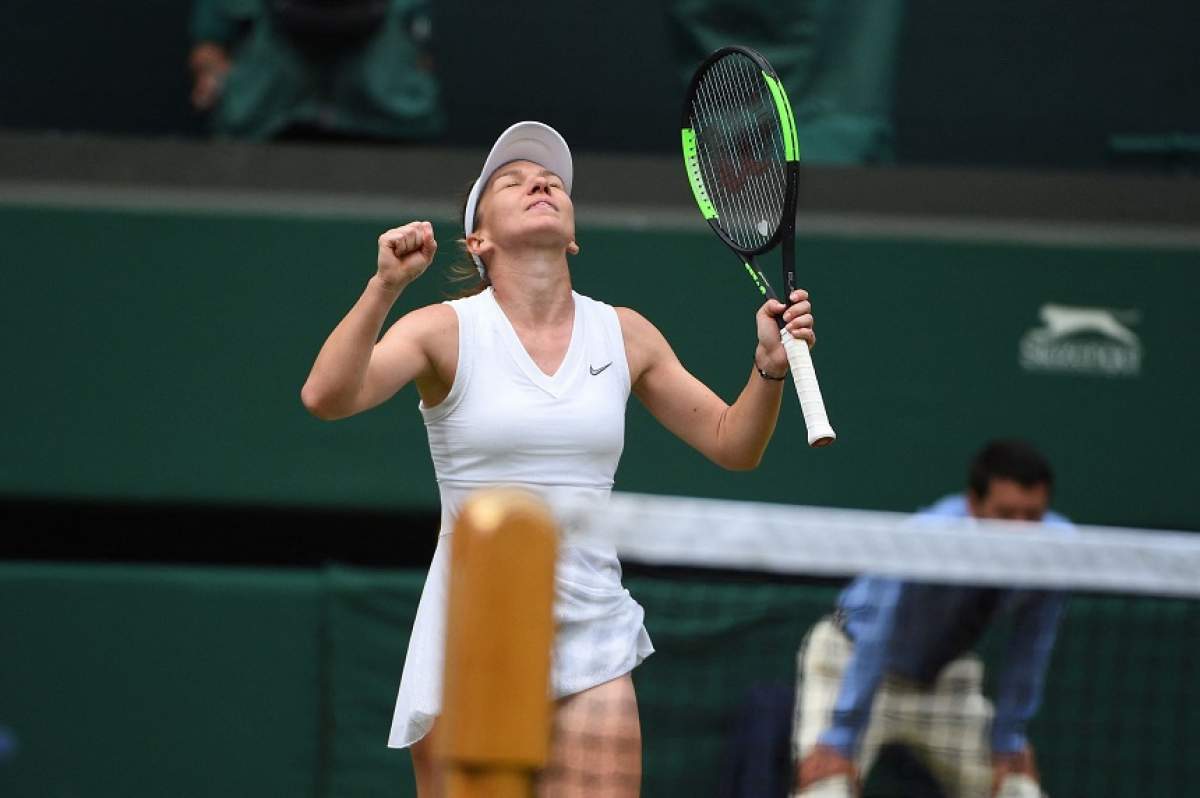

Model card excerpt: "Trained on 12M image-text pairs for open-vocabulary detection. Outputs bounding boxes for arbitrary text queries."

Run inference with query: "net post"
[438,488,558,798]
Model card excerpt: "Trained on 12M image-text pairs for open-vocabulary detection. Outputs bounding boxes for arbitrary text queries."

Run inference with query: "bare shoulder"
[401,301,457,331]
[615,306,665,343]
[368,300,460,399]
[380,301,456,343]
[616,306,674,384]
[375,301,458,369]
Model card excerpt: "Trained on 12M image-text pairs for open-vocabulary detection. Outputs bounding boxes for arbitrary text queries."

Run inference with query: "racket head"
[681,46,801,258]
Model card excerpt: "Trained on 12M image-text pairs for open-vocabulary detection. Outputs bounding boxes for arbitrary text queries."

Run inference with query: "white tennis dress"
[387,287,654,748]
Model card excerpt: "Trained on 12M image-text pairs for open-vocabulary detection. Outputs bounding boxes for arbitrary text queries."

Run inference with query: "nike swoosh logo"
[589,362,613,376]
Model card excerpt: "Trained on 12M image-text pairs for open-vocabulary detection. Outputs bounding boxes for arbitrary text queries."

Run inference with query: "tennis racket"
[681,45,836,447]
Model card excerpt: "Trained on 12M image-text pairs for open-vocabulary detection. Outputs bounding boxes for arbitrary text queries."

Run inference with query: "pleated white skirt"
[387,532,654,748]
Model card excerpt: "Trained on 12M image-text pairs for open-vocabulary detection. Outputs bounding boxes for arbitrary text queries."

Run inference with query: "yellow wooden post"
[439,489,558,798]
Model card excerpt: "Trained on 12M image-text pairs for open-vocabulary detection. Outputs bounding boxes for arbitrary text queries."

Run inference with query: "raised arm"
[619,291,813,470]
[300,221,453,420]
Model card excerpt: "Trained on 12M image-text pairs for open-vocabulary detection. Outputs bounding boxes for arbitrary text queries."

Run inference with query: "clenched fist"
[377,221,437,292]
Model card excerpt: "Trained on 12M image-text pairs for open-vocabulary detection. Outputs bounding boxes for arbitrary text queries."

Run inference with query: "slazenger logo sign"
[1019,303,1142,377]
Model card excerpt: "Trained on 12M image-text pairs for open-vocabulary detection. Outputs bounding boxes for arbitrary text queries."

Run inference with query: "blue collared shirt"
[818,494,1071,757]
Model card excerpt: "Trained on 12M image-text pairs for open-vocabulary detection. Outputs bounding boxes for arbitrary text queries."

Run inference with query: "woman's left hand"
[755,289,814,377]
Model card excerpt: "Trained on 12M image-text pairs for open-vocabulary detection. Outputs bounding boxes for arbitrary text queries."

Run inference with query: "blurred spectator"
[189,0,444,141]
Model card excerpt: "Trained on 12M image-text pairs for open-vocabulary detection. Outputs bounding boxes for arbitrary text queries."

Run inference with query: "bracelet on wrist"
[756,363,787,381]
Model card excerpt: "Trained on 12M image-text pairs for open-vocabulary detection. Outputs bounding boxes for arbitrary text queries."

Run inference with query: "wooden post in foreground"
[439,489,558,798]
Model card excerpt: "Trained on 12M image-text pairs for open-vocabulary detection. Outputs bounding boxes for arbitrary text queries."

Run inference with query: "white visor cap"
[463,121,574,277]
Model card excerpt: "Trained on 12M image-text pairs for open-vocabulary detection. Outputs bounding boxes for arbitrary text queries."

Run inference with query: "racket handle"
[781,331,836,447]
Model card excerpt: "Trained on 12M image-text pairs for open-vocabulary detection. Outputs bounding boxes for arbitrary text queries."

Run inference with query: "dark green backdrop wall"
[2,202,1197,528]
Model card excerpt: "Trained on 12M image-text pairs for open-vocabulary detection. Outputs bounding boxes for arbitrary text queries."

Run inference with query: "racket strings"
[700,58,769,227]
[723,57,786,194]
[700,63,767,232]
[688,53,788,251]
[712,62,780,245]
[728,61,789,236]
[695,61,777,247]
[734,62,789,180]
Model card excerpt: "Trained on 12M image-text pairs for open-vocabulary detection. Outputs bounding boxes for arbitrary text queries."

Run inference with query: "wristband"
[756,364,787,381]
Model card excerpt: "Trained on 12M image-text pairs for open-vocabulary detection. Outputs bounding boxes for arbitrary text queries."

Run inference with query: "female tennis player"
[301,121,816,797]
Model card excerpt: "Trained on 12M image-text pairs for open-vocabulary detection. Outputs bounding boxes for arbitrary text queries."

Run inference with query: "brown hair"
[445,179,490,298]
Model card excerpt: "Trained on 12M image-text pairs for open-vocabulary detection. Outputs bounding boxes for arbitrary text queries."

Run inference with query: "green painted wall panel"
[0,565,324,798]
[3,204,1198,528]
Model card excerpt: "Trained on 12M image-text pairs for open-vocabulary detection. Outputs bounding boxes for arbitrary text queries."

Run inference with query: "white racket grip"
[781,330,836,447]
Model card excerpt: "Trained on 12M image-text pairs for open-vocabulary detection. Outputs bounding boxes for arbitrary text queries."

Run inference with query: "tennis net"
[446,490,1200,798]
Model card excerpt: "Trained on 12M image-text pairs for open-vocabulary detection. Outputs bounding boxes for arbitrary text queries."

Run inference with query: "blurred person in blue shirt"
[792,439,1069,798]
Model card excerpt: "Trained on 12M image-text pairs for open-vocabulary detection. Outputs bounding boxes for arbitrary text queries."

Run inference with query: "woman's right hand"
[377,221,437,292]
